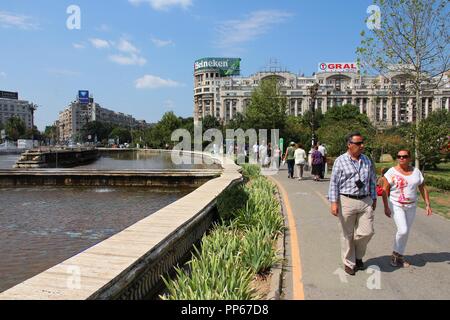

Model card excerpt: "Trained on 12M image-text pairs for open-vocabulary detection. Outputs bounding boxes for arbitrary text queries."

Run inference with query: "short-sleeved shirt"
[294,148,307,164]
[286,147,295,160]
[384,167,424,205]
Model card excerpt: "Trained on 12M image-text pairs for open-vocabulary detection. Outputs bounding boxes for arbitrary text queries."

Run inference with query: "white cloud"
[0,11,39,30]
[216,10,292,49]
[129,0,192,11]
[135,75,182,89]
[0,72,6,78]
[117,38,140,54]
[151,37,175,48]
[96,24,111,32]
[73,43,86,49]
[109,54,146,66]
[89,38,111,49]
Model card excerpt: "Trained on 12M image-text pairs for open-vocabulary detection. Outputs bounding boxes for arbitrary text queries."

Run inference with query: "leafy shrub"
[426,175,450,191]
[161,225,255,300]
[216,184,248,222]
[240,164,261,180]
[242,227,279,274]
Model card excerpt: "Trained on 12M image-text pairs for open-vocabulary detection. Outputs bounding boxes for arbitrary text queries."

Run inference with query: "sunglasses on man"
[349,141,364,146]
[397,155,409,159]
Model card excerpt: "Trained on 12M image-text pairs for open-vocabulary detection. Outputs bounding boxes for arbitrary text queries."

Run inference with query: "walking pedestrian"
[311,146,324,181]
[318,142,327,179]
[283,142,296,179]
[294,143,307,180]
[328,132,377,275]
[381,150,432,268]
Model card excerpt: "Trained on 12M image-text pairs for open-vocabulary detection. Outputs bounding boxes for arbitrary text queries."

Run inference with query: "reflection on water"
[0,186,192,293]
[78,151,221,170]
[0,151,221,170]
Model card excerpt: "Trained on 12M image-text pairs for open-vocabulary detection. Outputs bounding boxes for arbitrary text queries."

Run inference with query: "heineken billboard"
[194,58,241,76]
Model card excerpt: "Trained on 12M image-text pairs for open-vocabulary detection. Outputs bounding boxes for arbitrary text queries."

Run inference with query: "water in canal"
[0,186,193,293]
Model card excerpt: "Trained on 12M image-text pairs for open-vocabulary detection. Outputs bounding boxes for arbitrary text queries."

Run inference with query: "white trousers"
[391,202,417,255]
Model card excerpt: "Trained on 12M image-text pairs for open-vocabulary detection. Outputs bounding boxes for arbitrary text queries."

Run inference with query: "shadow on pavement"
[365,252,450,273]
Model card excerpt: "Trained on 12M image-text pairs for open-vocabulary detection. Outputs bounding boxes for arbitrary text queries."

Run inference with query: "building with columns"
[193,59,450,128]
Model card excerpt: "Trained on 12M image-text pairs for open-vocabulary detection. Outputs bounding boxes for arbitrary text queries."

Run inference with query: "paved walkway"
[271,167,450,300]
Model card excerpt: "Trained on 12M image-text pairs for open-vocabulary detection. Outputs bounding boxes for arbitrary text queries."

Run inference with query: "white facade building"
[193,59,450,127]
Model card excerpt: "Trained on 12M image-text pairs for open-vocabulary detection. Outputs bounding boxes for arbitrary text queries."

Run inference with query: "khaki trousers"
[338,195,375,269]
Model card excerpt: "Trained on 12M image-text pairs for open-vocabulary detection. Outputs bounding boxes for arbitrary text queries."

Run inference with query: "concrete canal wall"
[0,149,222,188]
[0,153,242,300]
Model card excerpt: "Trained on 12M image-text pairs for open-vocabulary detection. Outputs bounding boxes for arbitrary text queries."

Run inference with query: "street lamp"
[309,83,320,147]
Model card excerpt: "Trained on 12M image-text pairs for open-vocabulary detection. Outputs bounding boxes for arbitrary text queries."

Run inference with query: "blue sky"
[0,0,374,130]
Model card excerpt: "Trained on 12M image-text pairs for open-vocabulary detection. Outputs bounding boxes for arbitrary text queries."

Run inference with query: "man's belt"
[341,194,369,200]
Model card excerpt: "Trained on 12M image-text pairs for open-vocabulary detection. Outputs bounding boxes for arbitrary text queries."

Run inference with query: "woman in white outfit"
[294,143,307,180]
[381,150,432,268]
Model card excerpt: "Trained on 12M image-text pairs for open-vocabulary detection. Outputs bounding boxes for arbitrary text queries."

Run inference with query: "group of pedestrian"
[328,131,432,275]
[251,142,280,168]
[283,141,327,181]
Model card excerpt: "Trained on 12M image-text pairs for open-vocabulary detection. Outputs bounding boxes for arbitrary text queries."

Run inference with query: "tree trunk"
[415,88,421,169]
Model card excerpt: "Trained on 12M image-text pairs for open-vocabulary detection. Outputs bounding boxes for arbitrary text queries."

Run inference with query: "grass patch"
[418,188,449,219]
[161,164,283,300]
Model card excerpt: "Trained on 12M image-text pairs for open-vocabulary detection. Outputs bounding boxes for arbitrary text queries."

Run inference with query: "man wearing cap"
[283,142,296,179]
[328,132,377,275]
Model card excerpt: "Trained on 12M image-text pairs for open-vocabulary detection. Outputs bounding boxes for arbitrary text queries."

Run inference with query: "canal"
[0,150,218,293]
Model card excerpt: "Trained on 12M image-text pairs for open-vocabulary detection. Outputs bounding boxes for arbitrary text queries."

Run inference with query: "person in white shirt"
[294,143,307,180]
[252,143,259,163]
[381,149,432,268]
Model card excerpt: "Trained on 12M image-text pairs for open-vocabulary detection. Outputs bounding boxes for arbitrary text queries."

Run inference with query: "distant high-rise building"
[58,92,142,142]
[0,90,36,130]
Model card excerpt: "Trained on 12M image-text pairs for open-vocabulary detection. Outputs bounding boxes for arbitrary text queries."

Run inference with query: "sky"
[0,0,375,130]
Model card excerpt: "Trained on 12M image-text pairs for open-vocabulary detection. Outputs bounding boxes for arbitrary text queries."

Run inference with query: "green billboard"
[194,57,241,76]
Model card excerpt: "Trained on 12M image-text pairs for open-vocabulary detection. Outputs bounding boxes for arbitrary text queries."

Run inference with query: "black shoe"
[355,259,366,271]
[344,265,355,276]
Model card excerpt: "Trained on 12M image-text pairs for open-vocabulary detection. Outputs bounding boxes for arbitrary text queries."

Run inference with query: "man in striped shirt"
[328,132,377,275]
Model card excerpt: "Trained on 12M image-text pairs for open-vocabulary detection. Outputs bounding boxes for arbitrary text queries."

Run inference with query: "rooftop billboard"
[194,58,241,76]
[318,62,359,73]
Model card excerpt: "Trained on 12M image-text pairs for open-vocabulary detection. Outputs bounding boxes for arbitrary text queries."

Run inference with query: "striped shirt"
[328,152,377,203]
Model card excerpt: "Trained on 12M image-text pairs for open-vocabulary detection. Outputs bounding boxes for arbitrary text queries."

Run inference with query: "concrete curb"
[266,180,286,300]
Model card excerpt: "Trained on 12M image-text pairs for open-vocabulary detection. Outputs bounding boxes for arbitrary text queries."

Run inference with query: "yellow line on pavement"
[269,177,305,300]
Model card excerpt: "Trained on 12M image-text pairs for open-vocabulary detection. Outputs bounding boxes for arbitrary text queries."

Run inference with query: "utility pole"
[309,83,320,147]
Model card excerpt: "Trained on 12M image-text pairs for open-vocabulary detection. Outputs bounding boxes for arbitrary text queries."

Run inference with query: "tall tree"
[5,116,26,141]
[357,0,449,168]
[245,77,287,134]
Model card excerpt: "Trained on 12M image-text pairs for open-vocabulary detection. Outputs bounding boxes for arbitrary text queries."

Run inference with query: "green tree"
[44,125,58,144]
[316,105,376,157]
[414,110,449,170]
[109,127,132,144]
[144,112,182,148]
[5,116,26,141]
[284,115,312,151]
[245,77,287,133]
[357,0,449,168]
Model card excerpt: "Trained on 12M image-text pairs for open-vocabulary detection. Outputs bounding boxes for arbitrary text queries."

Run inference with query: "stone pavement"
[271,167,450,300]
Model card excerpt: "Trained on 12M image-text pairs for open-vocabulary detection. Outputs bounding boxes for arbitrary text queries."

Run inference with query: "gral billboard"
[318,62,359,73]
[78,90,89,105]
[194,58,241,76]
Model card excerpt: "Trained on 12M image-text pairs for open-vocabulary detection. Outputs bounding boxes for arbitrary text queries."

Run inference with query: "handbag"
[376,185,383,197]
